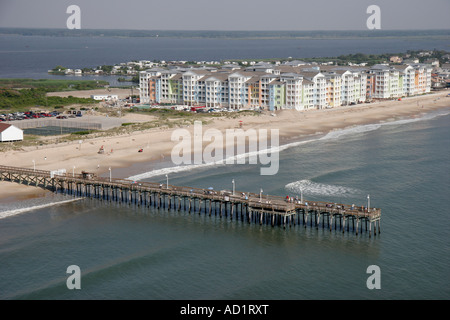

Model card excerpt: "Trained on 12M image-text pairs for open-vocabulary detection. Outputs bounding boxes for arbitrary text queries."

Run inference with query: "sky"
[0,0,449,31]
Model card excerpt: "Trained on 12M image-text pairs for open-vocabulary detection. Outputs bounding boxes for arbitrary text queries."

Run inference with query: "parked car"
[56,115,67,119]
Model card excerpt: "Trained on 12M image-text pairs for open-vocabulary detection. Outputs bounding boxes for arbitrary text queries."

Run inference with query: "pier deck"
[0,165,381,236]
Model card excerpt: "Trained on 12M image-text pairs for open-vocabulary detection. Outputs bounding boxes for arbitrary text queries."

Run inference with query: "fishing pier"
[0,165,381,237]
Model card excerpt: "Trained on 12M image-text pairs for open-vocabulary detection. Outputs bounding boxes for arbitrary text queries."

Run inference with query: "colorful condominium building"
[139,62,432,110]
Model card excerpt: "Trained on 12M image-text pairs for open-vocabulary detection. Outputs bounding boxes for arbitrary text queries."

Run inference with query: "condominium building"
[325,72,342,107]
[228,72,253,109]
[139,62,433,110]
[280,73,303,110]
[370,63,433,99]
[139,68,164,103]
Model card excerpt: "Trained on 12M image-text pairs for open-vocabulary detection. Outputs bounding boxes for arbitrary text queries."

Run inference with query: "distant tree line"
[1,27,449,40]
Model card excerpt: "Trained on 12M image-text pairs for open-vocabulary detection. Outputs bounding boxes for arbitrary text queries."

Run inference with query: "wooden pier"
[0,165,381,237]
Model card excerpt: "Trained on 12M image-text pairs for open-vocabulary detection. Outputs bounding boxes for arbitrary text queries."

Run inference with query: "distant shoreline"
[1,27,449,40]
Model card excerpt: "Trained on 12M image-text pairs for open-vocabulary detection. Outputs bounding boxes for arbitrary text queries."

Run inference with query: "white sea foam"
[127,108,450,181]
[319,123,382,140]
[285,179,360,197]
[0,198,83,220]
[319,108,450,141]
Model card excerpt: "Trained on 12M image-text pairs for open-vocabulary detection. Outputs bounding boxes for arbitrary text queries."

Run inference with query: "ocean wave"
[319,108,450,141]
[0,198,83,220]
[319,123,382,141]
[128,162,223,181]
[128,108,450,181]
[285,179,361,197]
[127,140,299,181]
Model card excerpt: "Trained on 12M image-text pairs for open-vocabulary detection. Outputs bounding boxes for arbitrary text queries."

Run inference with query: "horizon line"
[1,27,449,33]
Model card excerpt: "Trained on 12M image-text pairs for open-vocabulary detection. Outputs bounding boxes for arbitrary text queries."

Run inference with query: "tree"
[100,65,113,73]
[52,65,66,71]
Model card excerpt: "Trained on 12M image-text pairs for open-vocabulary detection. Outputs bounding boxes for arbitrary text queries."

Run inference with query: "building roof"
[280,73,303,80]
[199,72,230,82]
[300,71,323,79]
[371,64,390,71]
[282,60,308,66]
[275,66,302,74]
[245,76,261,85]
[391,64,411,71]
[161,70,181,75]
[0,123,12,133]
[171,73,183,81]
[228,71,253,78]
[270,80,284,86]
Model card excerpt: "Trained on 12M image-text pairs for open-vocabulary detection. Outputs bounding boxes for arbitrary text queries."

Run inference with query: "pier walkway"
[0,165,381,236]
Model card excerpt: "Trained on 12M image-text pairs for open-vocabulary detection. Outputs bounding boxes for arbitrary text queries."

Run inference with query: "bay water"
[0,33,449,300]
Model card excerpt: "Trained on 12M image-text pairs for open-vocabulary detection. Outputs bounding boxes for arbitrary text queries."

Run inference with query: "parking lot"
[0,110,65,122]
[3,112,125,131]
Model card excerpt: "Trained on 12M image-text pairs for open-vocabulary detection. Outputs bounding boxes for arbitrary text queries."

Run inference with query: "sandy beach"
[1,90,449,202]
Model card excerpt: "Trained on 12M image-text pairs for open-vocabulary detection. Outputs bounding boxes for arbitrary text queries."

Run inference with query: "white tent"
[0,123,23,142]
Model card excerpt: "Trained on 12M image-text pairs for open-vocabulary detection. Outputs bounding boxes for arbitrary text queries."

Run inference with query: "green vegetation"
[100,65,114,73]
[299,53,391,66]
[230,49,450,66]
[0,88,97,112]
[0,78,109,92]
[117,76,139,83]
[0,78,108,111]
[315,50,450,65]
[71,130,98,135]
[50,65,67,74]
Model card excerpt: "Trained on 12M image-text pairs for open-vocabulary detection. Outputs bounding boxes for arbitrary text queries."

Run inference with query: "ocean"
[0,34,449,301]
[0,108,449,300]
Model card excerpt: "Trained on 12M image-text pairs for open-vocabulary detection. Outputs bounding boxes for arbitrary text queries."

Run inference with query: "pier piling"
[0,165,381,237]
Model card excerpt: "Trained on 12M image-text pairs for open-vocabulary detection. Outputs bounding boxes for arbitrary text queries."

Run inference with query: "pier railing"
[0,165,381,236]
